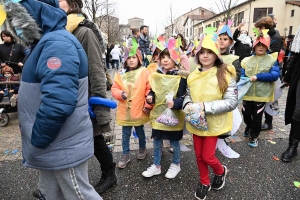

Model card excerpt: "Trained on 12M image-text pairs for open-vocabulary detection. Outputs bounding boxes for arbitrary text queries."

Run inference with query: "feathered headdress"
[123,37,142,64]
[194,27,221,60]
[217,20,233,39]
[160,37,182,65]
[252,28,270,49]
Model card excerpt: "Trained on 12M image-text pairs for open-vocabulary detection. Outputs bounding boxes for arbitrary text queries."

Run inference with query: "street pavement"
[1,69,299,199]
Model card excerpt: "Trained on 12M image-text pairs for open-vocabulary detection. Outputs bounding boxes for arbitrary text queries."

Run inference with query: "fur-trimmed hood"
[5,0,67,44]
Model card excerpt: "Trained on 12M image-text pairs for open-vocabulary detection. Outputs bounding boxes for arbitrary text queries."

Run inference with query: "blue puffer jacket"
[16,0,93,170]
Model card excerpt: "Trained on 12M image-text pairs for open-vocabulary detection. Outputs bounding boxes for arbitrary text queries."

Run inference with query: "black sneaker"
[244,128,250,137]
[211,165,227,190]
[195,184,211,200]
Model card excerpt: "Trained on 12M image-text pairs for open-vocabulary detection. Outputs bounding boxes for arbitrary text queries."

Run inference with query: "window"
[201,10,205,15]
[190,27,192,36]
[200,27,203,34]
[253,7,273,22]
[289,26,293,35]
[291,10,295,17]
[213,22,216,27]
[238,11,244,24]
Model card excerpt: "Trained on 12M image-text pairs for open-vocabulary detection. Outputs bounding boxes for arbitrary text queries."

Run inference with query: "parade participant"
[232,22,252,61]
[4,0,102,199]
[183,28,237,200]
[142,37,189,179]
[147,35,166,74]
[58,0,116,194]
[0,66,18,106]
[127,28,140,47]
[218,21,241,82]
[111,39,152,169]
[255,16,283,131]
[241,29,279,147]
[139,25,151,67]
[281,26,300,162]
[0,30,26,75]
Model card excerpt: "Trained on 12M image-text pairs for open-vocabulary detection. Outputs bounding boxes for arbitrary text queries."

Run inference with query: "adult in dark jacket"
[139,25,151,67]
[255,16,283,131]
[58,0,116,195]
[232,23,252,61]
[4,0,102,199]
[106,44,113,69]
[281,26,300,162]
[0,30,26,74]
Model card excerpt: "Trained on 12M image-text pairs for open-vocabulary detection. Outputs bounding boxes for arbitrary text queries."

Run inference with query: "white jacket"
[110,46,121,60]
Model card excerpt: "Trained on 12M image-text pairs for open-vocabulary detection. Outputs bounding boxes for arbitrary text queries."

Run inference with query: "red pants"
[193,135,224,185]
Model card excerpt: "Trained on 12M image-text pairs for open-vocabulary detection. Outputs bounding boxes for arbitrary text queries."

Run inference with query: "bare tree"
[208,0,244,23]
[163,1,180,39]
[84,0,120,44]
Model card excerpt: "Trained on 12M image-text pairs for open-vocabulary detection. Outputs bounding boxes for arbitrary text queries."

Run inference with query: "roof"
[183,15,211,26]
[286,1,300,6]
[128,17,144,20]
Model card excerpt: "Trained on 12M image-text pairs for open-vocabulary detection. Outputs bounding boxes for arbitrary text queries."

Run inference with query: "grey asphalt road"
[1,138,300,200]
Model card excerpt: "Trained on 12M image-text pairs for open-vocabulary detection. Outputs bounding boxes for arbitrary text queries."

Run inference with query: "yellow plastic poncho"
[149,73,185,131]
[241,53,278,102]
[187,65,236,136]
[221,54,239,65]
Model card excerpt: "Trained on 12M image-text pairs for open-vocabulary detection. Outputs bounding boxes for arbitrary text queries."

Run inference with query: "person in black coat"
[0,30,26,75]
[232,23,252,61]
[281,52,300,162]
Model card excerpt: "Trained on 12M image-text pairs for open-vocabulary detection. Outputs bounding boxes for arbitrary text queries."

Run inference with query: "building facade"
[164,7,214,39]
[128,17,144,29]
[194,0,300,39]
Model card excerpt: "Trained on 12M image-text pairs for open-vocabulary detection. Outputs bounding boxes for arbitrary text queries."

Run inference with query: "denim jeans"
[122,125,146,154]
[153,139,180,166]
[111,60,119,69]
[106,61,110,69]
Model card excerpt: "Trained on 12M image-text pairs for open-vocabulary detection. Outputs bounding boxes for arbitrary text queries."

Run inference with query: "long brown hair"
[196,50,233,93]
[66,0,88,18]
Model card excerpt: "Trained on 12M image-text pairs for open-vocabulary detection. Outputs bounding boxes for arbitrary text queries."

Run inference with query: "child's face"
[126,55,139,68]
[160,55,175,70]
[198,48,217,68]
[254,43,268,56]
[4,72,12,78]
[219,34,233,50]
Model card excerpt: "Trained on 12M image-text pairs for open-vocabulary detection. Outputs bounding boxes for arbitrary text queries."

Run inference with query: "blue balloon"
[88,97,117,118]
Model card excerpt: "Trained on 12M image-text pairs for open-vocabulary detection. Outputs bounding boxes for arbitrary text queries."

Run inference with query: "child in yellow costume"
[218,20,241,82]
[241,29,279,147]
[183,28,237,200]
[111,39,152,169]
[142,37,188,179]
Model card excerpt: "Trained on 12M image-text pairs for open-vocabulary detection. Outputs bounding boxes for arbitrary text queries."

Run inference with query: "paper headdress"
[253,28,270,49]
[157,37,182,65]
[217,20,233,39]
[152,35,166,52]
[194,27,221,59]
[123,37,142,64]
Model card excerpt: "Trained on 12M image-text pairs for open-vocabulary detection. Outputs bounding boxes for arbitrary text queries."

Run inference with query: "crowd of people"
[1,0,300,200]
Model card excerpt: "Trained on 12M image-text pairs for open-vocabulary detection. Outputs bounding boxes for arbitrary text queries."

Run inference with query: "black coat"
[268,28,282,53]
[232,29,252,61]
[0,42,26,74]
[283,53,300,125]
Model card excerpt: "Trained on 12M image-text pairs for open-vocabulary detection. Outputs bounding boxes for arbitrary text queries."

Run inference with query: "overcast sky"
[117,0,246,35]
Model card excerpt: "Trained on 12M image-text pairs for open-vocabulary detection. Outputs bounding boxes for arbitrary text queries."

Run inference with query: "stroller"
[0,65,20,127]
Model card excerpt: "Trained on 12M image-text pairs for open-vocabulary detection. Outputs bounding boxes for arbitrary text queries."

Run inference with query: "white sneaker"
[165,163,181,179]
[10,95,17,107]
[142,164,161,178]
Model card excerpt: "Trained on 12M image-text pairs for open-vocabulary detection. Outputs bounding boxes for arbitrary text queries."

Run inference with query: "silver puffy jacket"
[183,78,238,114]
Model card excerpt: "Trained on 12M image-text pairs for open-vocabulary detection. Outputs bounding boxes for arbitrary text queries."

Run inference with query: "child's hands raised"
[121,91,128,100]
[146,95,153,104]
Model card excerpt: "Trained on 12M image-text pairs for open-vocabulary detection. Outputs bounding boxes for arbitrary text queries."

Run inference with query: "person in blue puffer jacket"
[4,0,102,199]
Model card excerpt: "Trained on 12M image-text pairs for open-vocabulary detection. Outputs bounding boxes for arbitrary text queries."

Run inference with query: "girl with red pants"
[183,30,238,200]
